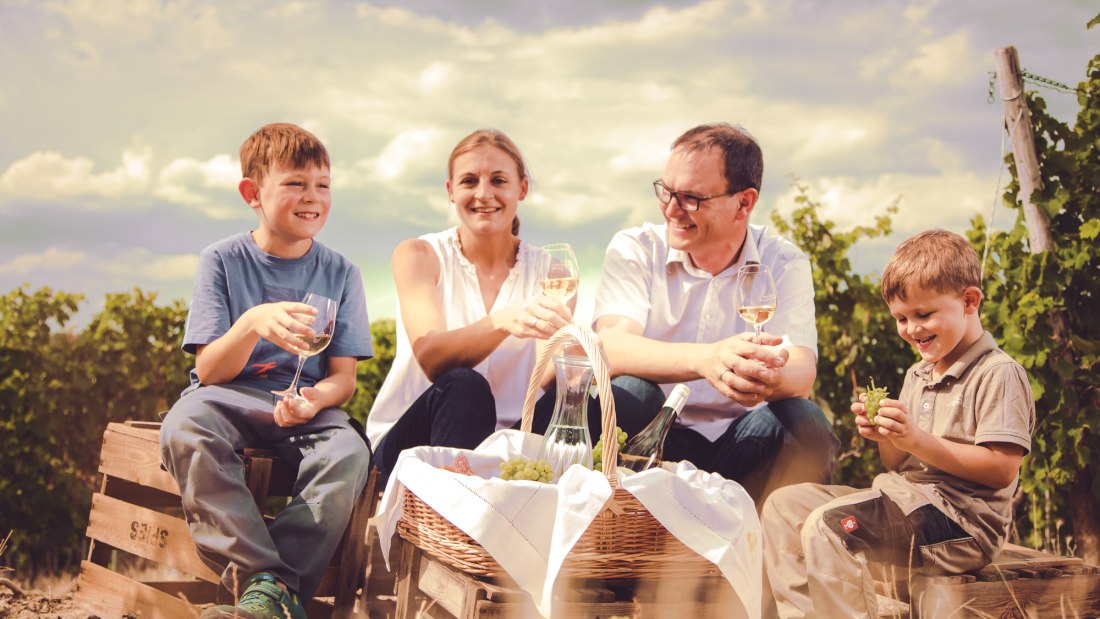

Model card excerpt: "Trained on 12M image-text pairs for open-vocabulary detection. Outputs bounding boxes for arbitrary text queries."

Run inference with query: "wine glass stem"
[754,325,762,345]
[287,356,307,394]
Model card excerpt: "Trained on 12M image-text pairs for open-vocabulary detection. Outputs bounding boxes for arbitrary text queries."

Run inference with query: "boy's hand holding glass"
[272,293,337,400]
[274,387,322,427]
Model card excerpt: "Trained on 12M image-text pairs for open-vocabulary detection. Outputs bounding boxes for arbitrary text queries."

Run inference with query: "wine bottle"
[619,383,691,472]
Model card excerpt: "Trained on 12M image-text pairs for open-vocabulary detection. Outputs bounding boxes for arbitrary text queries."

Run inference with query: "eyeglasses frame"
[652,179,742,212]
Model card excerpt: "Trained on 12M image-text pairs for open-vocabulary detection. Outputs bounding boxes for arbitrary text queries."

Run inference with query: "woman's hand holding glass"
[509,295,572,338]
[539,243,580,304]
[514,242,578,338]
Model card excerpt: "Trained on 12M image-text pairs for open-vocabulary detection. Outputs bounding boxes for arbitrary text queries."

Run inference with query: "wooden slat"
[243,447,298,495]
[245,455,273,510]
[75,560,200,619]
[331,474,376,617]
[85,492,219,583]
[99,422,180,496]
[143,579,219,602]
[315,565,340,596]
[103,476,183,508]
[911,570,1100,618]
[989,543,1083,570]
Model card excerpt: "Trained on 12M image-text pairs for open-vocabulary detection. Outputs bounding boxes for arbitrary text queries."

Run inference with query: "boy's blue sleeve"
[328,263,373,360]
[182,248,232,354]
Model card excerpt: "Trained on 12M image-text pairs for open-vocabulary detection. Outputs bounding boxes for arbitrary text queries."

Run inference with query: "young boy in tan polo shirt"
[761,229,1035,618]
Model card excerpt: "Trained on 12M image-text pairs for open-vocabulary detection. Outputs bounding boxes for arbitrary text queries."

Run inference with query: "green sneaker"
[200,573,307,619]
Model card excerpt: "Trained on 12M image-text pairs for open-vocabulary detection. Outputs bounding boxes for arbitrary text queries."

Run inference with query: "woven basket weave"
[396,324,719,580]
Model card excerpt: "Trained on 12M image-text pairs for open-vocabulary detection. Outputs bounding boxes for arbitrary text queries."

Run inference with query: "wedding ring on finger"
[529,316,538,328]
[720,369,732,383]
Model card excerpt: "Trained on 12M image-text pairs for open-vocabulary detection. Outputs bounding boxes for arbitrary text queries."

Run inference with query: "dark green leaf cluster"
[0,286,190,577]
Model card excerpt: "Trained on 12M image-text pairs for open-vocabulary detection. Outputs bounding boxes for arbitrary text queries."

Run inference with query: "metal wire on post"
[980,123,1009,282]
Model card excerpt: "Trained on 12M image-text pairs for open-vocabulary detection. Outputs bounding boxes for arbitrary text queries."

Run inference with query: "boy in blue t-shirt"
[160,123,373,619]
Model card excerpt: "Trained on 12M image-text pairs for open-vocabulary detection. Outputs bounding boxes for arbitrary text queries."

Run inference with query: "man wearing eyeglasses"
[592,122,838,505]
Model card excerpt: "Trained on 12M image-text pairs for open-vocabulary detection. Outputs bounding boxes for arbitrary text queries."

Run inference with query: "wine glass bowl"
[272,293,337,400]
[539,243,580,303]
[735,264,777,345]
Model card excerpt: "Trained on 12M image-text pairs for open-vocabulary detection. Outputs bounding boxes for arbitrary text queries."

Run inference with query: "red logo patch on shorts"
[840,516,859,532]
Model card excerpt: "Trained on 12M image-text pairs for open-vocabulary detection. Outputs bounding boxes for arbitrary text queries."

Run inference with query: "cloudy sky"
[1,0,1096,327]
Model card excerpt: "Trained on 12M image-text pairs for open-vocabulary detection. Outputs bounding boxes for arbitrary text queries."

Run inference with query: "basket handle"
[519,324,620,483]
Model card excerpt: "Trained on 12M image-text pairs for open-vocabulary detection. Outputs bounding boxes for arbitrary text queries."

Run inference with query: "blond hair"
[881,229,981,302]
[239,123,330,184]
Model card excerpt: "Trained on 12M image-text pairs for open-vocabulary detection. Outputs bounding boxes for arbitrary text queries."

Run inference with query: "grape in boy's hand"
[863,379,889,425]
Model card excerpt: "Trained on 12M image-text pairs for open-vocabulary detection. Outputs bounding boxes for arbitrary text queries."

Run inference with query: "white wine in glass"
[539,243,580,303]
[272,293,337,400]
[736,264,776,345]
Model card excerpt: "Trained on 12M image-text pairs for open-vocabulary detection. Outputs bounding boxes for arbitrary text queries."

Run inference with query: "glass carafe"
[541,346,594,480]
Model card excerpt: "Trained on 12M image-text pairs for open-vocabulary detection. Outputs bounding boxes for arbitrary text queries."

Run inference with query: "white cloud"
[109,249,200,282]
[418,61,453,94]
[40,0,231,58]
[893,30,974,86]
[0,246,197,284]
[0,149,151,201]
[903,0,941,23]
[770,169,993,242]
[0,248,87,275]
[154,154,244,220]
[372,128,443,181]
[791,120,876,164]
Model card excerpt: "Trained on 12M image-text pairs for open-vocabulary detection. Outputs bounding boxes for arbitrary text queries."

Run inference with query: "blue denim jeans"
[372,367,500,482]
[610,376,839,504]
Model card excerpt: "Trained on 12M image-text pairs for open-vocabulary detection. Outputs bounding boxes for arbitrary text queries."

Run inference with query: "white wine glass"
[539,243,580,303]
[272,293,337,400]
[735,264,777,345]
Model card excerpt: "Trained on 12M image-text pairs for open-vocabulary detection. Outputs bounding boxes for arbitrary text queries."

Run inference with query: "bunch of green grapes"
[592,427,628,471]
[864,378,889,425]
[499,457,554,482]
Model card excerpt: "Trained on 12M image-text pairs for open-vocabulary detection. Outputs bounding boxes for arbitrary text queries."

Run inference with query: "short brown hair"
[672,123,763,194]
[447,129,529,235]
[881,229,981,302]
[239,123,330,184]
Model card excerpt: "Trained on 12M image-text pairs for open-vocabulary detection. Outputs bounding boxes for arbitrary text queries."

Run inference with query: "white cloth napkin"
[375,429,560,608]
[375,431,761,618]
[619,461,762,618]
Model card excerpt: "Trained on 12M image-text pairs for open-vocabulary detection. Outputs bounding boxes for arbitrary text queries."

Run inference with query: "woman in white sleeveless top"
[367,129,574,480]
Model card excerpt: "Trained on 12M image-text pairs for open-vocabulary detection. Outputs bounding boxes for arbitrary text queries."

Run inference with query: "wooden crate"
[75,421,376,619]
[873,542,1100,618]
[393,538,747,619]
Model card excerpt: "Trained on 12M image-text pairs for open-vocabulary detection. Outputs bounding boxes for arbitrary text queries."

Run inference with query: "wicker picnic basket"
[396,324,720,580]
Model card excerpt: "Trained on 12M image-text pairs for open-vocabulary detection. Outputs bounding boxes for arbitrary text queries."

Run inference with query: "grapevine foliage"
[968,52,1100,556]
[770,186,916,489]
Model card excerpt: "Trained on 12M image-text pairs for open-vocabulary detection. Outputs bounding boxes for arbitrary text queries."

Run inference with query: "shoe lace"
[237,580,281,611]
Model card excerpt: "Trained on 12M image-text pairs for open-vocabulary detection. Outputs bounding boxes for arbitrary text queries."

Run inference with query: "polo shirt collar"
[914,331,998,385]
[665,225,761,278]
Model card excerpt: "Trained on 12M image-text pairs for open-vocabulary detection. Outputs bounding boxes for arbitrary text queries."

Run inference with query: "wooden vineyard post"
[994,45,1054,253]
